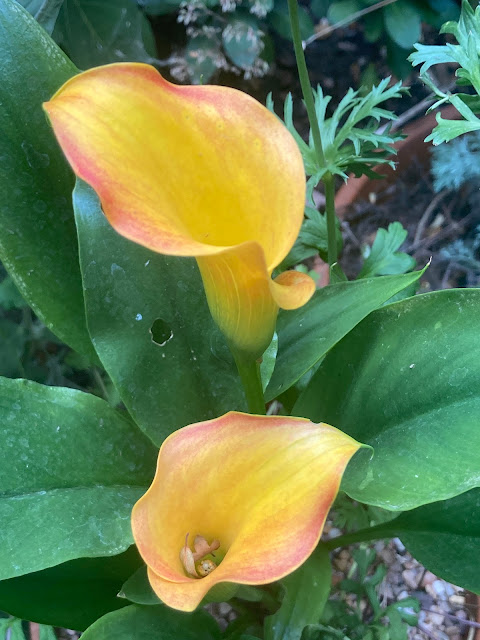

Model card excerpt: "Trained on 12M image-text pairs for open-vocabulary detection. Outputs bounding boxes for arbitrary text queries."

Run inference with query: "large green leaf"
[73,180,245,446]
[0,547,143,631]
[266,270,423,401]
[80,604,220,640]
[295,289,480,510]
[54,0,156,70]
[349,489,480,593]
[0,376,157,580]
[0,0,94,357]
[264,547,331,640]
[394,489,480,593]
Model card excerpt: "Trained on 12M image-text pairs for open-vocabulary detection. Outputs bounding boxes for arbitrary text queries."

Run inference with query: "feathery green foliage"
[268,79,406,202]
[409,0,480,144]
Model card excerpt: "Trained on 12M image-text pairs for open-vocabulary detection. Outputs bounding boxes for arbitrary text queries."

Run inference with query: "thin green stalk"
[233,352,266,415]
[323,524,394,551]
[324,172,338,265]
[287,0,339,266]
[287,0,325,168]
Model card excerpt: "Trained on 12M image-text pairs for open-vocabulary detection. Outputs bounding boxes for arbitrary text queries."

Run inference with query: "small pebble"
[402,569,420,589]
[393,537,406,552]
[421,571,437,587]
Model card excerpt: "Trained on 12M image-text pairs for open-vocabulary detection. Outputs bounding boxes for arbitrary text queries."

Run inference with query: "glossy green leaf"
[81,604,220,640]
[266,270,423,401]
[0,376,156,579]
[120,566,160,606]
[17,0,64,33]
[295,289,480,510]
[348,489,480,594]
[264,546,331,640]
[0,0,94,357]
[73,180,245,446]
[0,547,143,631]
[53,0,156,69]
[260,332,278,392]
[394,489,480,593]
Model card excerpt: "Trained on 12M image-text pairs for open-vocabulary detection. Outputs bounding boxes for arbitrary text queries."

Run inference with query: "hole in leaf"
[150,318,173,346]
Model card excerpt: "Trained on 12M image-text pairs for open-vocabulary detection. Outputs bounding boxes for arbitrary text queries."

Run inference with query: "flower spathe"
[43,63,315,359]
[131,412,361,612]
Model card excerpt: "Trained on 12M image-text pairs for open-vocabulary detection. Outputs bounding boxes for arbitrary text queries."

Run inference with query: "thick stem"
[286,0,339,266]
[233,352,266,415]
[324,524,394,551]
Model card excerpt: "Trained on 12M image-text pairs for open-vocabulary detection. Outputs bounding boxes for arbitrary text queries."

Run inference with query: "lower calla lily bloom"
[131,412,361,612]
[43,63,315,359]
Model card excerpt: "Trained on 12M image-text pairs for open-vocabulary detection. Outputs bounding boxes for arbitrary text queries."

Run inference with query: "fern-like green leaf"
[409,0,480,143]
[267,79,405,193]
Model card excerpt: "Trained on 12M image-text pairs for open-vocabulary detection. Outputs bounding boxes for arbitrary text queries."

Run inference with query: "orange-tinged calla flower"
[131,412,361,612]
[43,63,315,359]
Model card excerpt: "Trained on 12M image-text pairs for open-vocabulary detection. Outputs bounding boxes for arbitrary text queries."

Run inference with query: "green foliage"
[264,548,331,640]
[348,489,480,594]
[268,0,314,40]
[120,566,161,606]
[409,0,480,143]
[73,180,245,446]
[358,222,416,279]
[0,376,156,580]
[168,0,274,83]
[0,0,95,357]
[304,547,419,640]
[0,617,56,640]
[266,269,424,400]
[296,288,480,510]
[53,0,156,69]
[322,0,458,79]
[391,489,480,594]
[80,604,221,640]
[332,493,396,533]
[0,275,26,311]
[15,0,64,33]
[280,206,342,270]
[268,79,406,200]
[0,549,143,630]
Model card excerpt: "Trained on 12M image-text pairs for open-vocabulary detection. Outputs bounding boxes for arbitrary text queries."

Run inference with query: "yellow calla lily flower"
[131,411,361,612]
[43,63,315,359]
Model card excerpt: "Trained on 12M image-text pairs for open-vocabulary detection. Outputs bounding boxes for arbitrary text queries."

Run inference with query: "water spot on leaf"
[150,318,173,347]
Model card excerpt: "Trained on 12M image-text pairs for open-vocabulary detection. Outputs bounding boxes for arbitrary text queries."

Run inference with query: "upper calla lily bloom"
[43,63,315,358]
[131,411,361,612]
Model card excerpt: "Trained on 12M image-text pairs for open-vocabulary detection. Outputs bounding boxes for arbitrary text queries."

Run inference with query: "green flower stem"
[287,0,338,266]
[232,351,266,415]
[324,172,338,265]
[323,523,394,551]
[287,0,325,167]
